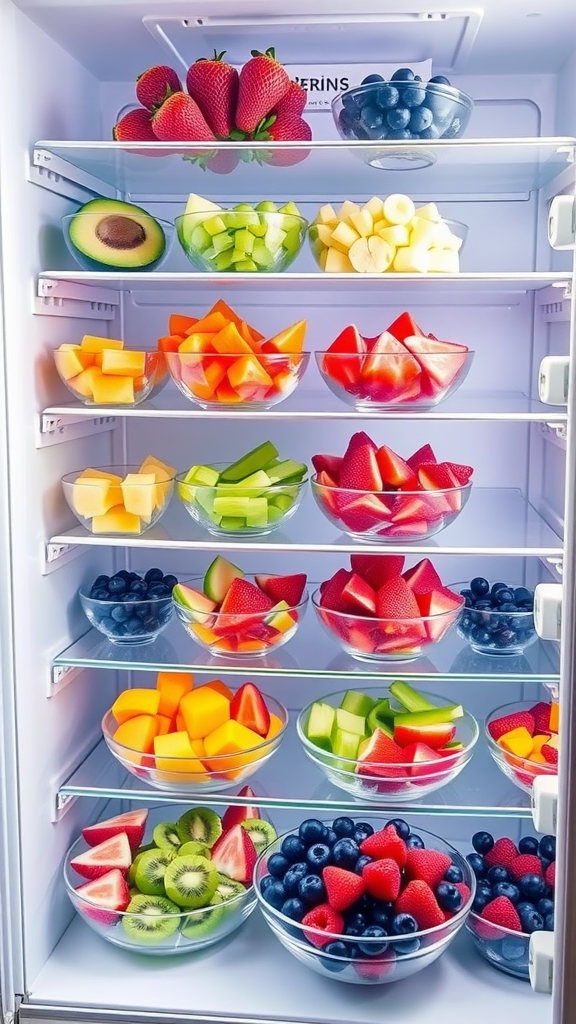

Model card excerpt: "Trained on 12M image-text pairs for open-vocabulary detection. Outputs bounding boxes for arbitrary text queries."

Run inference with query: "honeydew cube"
[393,245,430,273]
[213,495,250,518]
[409,216,440,248]
[245,497,268,528]
[269,492,294,512]
[264,225,286,255]
[383,194,415,226]
[364,196,386,219]
[100,350,145,378]
[195,490,218,517]
[185,193,222,216]
[91,504,141,534]
[121,473,156,521]
[91,372,135,405]
[219,516,245,530]
[55,347,95,380]
[212,231,235,255]
[229,205,260,230]
[325,247,354,273]
[247,218,267,238]
[234,258,258,272]
[377,224,410,247]
[350,209,374,238]
[337,200,360,222]
[331,221,360,251]
[68,365,102,398]
[229,248,247,264]
[415,202,441,223]
[190,223,212,252]
[72,477,122,518]
[234,229,254,255]
[204,215,227,236]
[316,204,338,227]
[442,231,463,253]
[81,335,124,353]
[252,240,274,268]
[267,505,285,524]
[428,248,460,273]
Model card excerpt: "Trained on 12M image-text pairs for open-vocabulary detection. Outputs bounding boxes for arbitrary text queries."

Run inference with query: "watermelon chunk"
[70,832,132,880]
[322,325,367,389]
[401,335,469,395]
[82,808,148,851]
[319,568,353,612]
[74,868,130,925]
[386,312,426,342]
[359,331,421,403]
[254,573,307,606]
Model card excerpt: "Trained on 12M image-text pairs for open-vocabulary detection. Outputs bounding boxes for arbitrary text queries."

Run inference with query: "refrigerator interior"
[0,1,575,1022]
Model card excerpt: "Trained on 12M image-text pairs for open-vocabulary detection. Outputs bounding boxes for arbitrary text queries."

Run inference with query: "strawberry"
[265,112,312,143]
[455,881,471,905]
[530,702,552,734]
[136,65,182,111]
[322,866,365,911]
[186,51,239,137]
[402,557,443,595]
[312,454,343,480]
[416,587,464,641]
[302,904,344,947]
[75,869,130,926]
[395,880,444,930]
[204,149,241,174]
[484,837,518,868]
[230,682,270,736]
[218,577,273,622]
[152,92,215,142]
[350,554,405,591]
[82,808,147,851]
[345,430,377,453]
[221,787,260,831]
[443,461,473,485]
[418,463,461,495]
[340,573,376,615]
[508,854,543,881]
[542,737,558,764]
[405,848,452,889]
[407,444,437,472]
[254,573,307,606]
[480,895,522,932]
[545,861,555,888]
[376,576,421,620]
[375,445,417,489]
[113,108,157,141]
[236,47,291,133]
[318,568,353,612]
[210,824,257,885]
[273,80,307,117]
[360,824,407,867]
[488,712,535,742]
[387,312,426,341]
[362,859,401,901]
[339,444,383,491]
[70,832,132,880]
[336,493,391,533]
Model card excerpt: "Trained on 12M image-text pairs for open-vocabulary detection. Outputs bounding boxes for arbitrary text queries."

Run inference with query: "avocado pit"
[96,215,146,250]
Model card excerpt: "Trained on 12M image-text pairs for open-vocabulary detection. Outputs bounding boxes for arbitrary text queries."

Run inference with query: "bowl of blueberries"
[79,568,178,645]
[333,69,474,169]
[453,577,536,656]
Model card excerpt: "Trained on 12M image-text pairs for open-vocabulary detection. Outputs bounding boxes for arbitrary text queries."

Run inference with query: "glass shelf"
[50,488,563,557]
[34,138,575,199]
[43,389,567,424]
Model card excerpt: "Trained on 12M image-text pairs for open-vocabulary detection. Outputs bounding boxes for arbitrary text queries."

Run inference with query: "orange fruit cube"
[264,319,307,354]
[266,713,285,741]
[156,671,194,718]
[155,714,174,736]
[158,334,184,353]
[111,688,161,725]
[497,726,534,758]
[113,714,158,764]
[550,701,559,733]
[215,379,244,404]
[153,731,208,776]
[201,679,234,701]
[203,719,264,776]
[179,332,216,353]
[169,314,198,336]
[212,321,253,355]
[187,312,229,334]
[179,687,230,740]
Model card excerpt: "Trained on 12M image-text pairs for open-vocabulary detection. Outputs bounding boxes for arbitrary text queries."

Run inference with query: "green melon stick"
[332,707,366,738]
[213,496,250,519]
[183,465,220,487]
[389,680,436,712]
[267,460,308,485]
[246,497,268,528]
[306,702,336,752]
[394,705,464,726]
[215,470,272,498]
[367,698,395,736]
[331,728,361,771]
[340,690,375,719]
[219,516,246,531]
[219,442,279,484]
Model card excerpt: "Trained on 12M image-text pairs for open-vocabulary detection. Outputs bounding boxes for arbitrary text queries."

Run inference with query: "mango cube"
[91,373,135,405]
[81,335,124,353]
[266,713,285,741]
[203,718,264,776]
[112,688,161,725]
[179,686,230,740]
[72,471,123,518]
[121,473,156,521]
[91,504,141,534]
[550,702,559,732]
[55,347,94,380]
[156,671,194,719]
[101,350,146,378]
[155,714,174,736]
[153,731,207,776]
[201,679,234,701]
[70,365,102,398]
[497,726,534,758]
[139,455,175,508]
[113,714,157,765]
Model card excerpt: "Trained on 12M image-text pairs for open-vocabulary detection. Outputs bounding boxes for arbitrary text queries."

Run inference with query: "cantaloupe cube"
[190,622,220,645]
[529,734,551,764]
[113,714,157,765]
[227,355,273,394]
[236,639,268,653]
[179,333,217,353]
[156,671,194,719]
[176,712,186,732]
[215,380,244,404]
[316,224,334,247]
[72,477,123,518]
[121,473,156,521]
[153,731,208,776]
[76,468,123,483]
[70,365,102,398]
[100,350,146,378]
[112,688,161,725]
[91,373,135,405]
[155,714,174,736]
[203,719,264,777]
[550,702,559,732]
[201,679,234,701]
[180,686,230,741]
[266,714,285,741]
[91,504,141,534]
[181,356,226,400]
[55,347,95,380]
[324,248,354,273]
[497,726,534,758]
[139,456,176,508]
[188,312,228,334]
[211,321,253,355]
[190,738,206,758]
[81,335,124,353]
[266,601,296,633]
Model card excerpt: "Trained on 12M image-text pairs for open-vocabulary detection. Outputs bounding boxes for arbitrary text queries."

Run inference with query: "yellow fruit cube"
[266,713,284,741]
[153,731,208,776]
[266,601,296,633]
[415,202,441,223]
[383,194,415,226]
[72,477,122,518]
[324,248,354,273]
[156,671,194,718]
[179,686,230,741]
[349,235,394,273]
[91,373,135,405]
[316,224,334,247]
[530,734,551,764]
[203,719,264,776]
[350,209,374,238]
[364,196,386,219]
[80,335,124,353]
[427,249,460,273]
[393,246,430,273]
[69,365,102,399]
[373,219,390,234]
[55,347,95,380]
[409,217,439,248]
[121,473,156,521]
[337,200,361,222]
[91,504,142,534]
[316,203,338,227]
[377,224,410,247]
[139,455,176,508]
[331,221,360,252]
[112,688,161,725]
[497,726,534,759]
[100,350,146,378]
[76,468,123,483]
[319,248,328,270]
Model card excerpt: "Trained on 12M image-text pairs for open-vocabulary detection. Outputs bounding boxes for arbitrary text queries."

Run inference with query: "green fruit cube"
[213,250,235,271]
[230,206,260,229]
[246,497,268,528]
[234,229,255,255]
[264,225,287,254]
[247,221,268,238]
[252,241,275,268]
[340,690,375,719]
[278,201,302,218]
[234,258,258,272]
[216,470,271,499]
[266,505,285,524]
[256,201,278,213]
[229,248,246,264]
[306,702,335,752]
[269,493,294,513]
[189,223,212,252]
[213,496,250,519]
[282,226,303,255]
[184,465,220,487]
[204,215,227,236]
[212,231,235,254]
[220,516,246,531]
[333,708,366,738]
[331,728,361,769]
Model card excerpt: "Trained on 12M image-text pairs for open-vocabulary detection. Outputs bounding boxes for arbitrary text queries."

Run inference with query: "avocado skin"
[67,198,166,269]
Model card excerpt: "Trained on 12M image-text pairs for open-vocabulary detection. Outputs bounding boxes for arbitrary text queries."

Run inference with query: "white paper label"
[284,61,433,111]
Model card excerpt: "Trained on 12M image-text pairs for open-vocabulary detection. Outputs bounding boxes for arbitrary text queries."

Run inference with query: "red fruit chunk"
[375,445,418,489]
[345,430,378,453]
[389,493,447,526]
[230,682,270,737]
[443,461,473,485]
[339,444,383,491]
[394,722,456,751]
[395,879,444,930]
[360,824,407,867]
[508,855,543,881]
[417,587,464,641]
[545,862,555,888]
[358,729,405,765]
[350,554,405,591]
[82,808,148,851]
[402,558,443,596]
[311,454,343,480]
[455,882,471,904]
[484,837,518,868]
[75,868,130,926]
[315,470,340,515]
[323,866,365,911]
[70,833,132,880]
[405,848,452,888]
[359,330,421,403]
[254,573,307,606]
[407,444,437,472]
[218,577,273,629]
[481,896,522,932]
[319,568,353,612]
[542,739,558,765]
[403,741,444,779]
[302,904,344,947]
[354,951,396,981]
[376,576,421,620]
[211,824,257,885]
[401,335,469,394]
[221,787,260,831]
[336,492,392,533]
[340,573,377,615]
[418,463,462,512]
[387,312,425,342]
[363,858,401,901]
[322,326,367,389]
[488,712,535,742]
[529,702,552,734]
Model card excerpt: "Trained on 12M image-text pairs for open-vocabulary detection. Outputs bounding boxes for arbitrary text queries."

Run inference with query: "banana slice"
[325,247,354,273]
[377,224,410,247]
[428,248,460,273]
[383,194,416,226]
[337,200,361,222]
[393,245,430,273]
[349,235,394,273]
[415,202,442,223]
[350,209,374,238]
[364,196,386,219]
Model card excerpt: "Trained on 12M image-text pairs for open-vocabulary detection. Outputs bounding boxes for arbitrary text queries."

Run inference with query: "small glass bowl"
[64,833,257,955]
[312,587,463,663]
[454,582,537,656]
[102,694,288,792]
[173,576,308,657]
[485,700,557,795]
[62,465,175,536]
[314,350,474,411]
[332,81,474,148]
[62,213,173,272]
[297,687,478,802]
[79,586,173,646]
[177,466,308,537]
[54,349,167,407]
[311,475,471,541]
[175,210,308,273]
[165,351,310,410]
[466,913,530,980]
[255,823,474,984]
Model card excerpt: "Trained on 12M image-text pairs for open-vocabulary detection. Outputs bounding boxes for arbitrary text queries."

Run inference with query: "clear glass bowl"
[297,687,478,802]
[314,350,474,411]
[453,582,537,656]
[102,694,288,792]
[79,586,173,646]
[485,700,557,795]
[466,913,530,980]
[175,210,308,273]
[64,833,257,955]
[312,587,463,663]
[177,466,308,537]
[255,823,474,984]
[311,474,471,541]
[173,576,308,658]
[62,213,173,272]
[54,349,167,407]
[165,351,310,410]
[62,465,175,536]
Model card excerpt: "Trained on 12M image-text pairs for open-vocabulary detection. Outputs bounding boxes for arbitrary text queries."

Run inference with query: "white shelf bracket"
[29,149,116,202]
[541,422,567,447]
[35,278,119,320]
[43,542,87,575]
[38,412,117,447]
[48,664,84,699]
[538,282,572,323]
[52,791,78,823]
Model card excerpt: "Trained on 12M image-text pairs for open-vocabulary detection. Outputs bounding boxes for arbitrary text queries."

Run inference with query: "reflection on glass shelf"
[42,389,567,423]
[54,610,559,681]
[35,138,575,197]
[49,488,563,556]
[59,724,533,818]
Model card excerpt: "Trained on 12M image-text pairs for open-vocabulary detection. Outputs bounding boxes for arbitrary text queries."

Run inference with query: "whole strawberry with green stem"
[236,47,291,133]
[252,110,312,167]
[186,50,239,138]
[113,108,157,142]
[136,66,182,111]
[152,92,215,142]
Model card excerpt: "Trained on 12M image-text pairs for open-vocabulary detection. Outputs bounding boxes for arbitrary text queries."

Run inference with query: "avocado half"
[68,198,166,269]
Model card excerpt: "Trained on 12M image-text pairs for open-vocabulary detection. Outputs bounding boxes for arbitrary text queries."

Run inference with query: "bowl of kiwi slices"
[64,804,274,956]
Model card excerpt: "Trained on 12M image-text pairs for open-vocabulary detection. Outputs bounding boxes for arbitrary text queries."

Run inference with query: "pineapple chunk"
[428,249,460,273]
[316,224,334,247]
[409,217,440,248]
[337,200,361,222]
[139,455,176,508]
[91,373,134,405]
[316,203,338,227]
[92,505,142,534]
[331,221,360,252]
[121,473,156,521]
[80,335,124,353]
[55,347,94,380]
[325,248,354,273]
[377,224,410,247]
[349,236,394,273]
[442,231,463,253]
[364,196,386,219]
[350,209,374,238]
[72,477,123,518]
[393,246,431,273]
[70,365,102,398]
[415,202,441,222]
[383,194,416,226]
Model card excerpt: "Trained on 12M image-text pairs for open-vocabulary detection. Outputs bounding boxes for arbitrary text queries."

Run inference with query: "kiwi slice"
[122,894,180,944]
[128,851,146,888]
[178,840,210,859]
[134,848,175,896]
[135,841,156,856]
[215,873,246,901]
[153,822,182,853]
[164,854,217,909]
[181,901,225,940]
[241,819,277,854]
[176,808,222,848]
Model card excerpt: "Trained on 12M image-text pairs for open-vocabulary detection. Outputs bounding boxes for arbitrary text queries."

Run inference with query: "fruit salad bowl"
[485,701,558,795]
[62,459,176,536]
[165,351,310,410]
[297,686,478,803]
[255,820,475,985]
[466,913,530,980]
[311,475,471,542]
[454,580,537,656]
[177,464,308,537]
[54,346,167,407]
[62,208,173,272]
[175,208,308,273]
[79,568,177,645]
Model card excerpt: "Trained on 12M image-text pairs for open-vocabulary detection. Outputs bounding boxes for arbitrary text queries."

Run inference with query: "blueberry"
[349,894,375,917]
[406,833,425,850]
[387,107,410,129]
[472,891,492,913]
[360,104,384,130]
[540,857,552,873]
[502,936,527,961]
[306,843,332,871]
[491,582,508,597]
[148,584,170,597]
[470,577,490,598]
[358,925,389,956]
[283,862,308,895]
[429,75,451,85]
[477,879,492,894]
[99,617,117,634]
[393,937,420,955]
[371,903,392,928]
[467,853,486,878]
[260,874,275,894]
[391,68,415,81]
[386,129,411,140]
[144,568,163,583]
[361,73,385,85]
[435,882,463,912]
[344,924,363,938]
[268,853,290,878]
[496,629,517,648]
[323,941,350,971]
[129,580,148,596]
[537,898,554,918]
[355,855,372,876]
[90,588,110,600]
[324,828,338,847]
[516,901,536,916]
[444,864,464,884]
[519,908,544,934]
[409,106,433,133]
[402,84,426,107]
[387,818,410,840]
[115,570,131,581]
[539,836,556,861]
[342,91,360,112]
[299,819,326,847]
[493,882,520,904]
[487,865,510,885]
[472,831,494,855]
[353,823,374,845]
[281,898,306,921]
[298,874,326,906]
[391,913,418,935]
[495,588,514,605]
[514,587,532,604]
[263,881,286,909]
[108,577,127,595]
[162,574,178,589]
[110,604,128,623]
[519,873,546,900]
[346,912,369,933]
[375,84,399,110]
[471,627,493,647]
[93,574,110,588]
[332,817,355,838]
[518,836,539,856]
[498,602,517,613]
[545,913,554,931]
[125,616,144,634]
[281,835,306,863]
[333,838,360,869]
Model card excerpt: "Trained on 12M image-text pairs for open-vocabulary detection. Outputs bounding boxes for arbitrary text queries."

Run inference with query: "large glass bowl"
[64,833,257,955]
[311,474,471,541]
[62,213,173,272]
[466,912,531,980]
[312,587,463,663]
[101,693,288,792]
[165,351,310,410]
[297,687,478,802]
[175,210,308,273]
[255,822,474,984]
[61,465,175,536]
[454,581,537,656]
[173,576,308,657]
[79,586,173,645]
[177,466,308,537]
[485,700,557,795]
[54,348,167,407]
